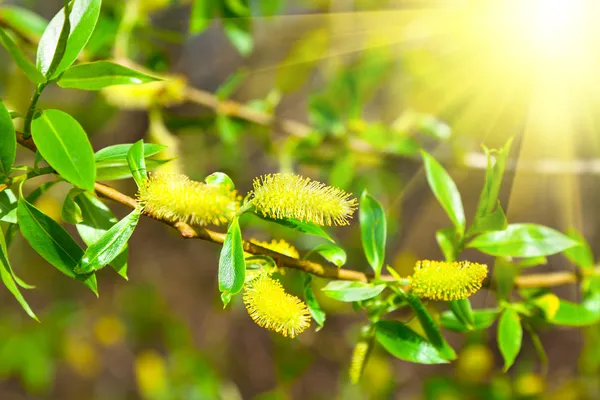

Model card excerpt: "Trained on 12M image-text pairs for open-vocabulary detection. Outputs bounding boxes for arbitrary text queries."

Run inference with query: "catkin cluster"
[250,173,358,226]
[410,260,488,301]
[138,173,240,226]
[243,274,311,338]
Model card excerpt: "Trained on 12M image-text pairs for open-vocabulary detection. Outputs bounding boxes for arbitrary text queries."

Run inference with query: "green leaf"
[473,139,513,219]
[548,299,600,326]
[205,172,235,190]
[96,158,170,181]
[95,143,166,162]
[0,227,37,320]
[223,18,253,56]
[126,139,147,188]
[435,227,457,262]
[468,202,507,236]
[375,320,449,364]
[0,27,45,83]
[321,281,385,302]
[421,150,465,235]
[36,0,102,78]
[440,309,498,333]
[75,192,127,278]
[216,68,248,100]
[0,6,48,41]
[31,109,96,192]
[58,61,160,90]
[218,217,246,307]
[405,292,456,360]
[61,188,84,224]
[493,257,519,301]
[75,208,140,274]
[95,143,167,181]
[17,197,97,295]
[303,274,325,329]
[467,223,578,257]
[359,191,386,278]
[307,244,346,267]
[190,0,216,34]
[449,298,475,328]
[0,189,18,223]
[0,100,16,180]
[253,213,334,242]
[564,228,594,270]
[498,308,522,371]
[275,28,330,93]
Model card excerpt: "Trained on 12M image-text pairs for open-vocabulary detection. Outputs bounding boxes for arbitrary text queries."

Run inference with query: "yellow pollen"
[138,172,240,226]
[250,173,358,226]
[410,260,488,301]
[250,239,300,259]
[243,274,311,338]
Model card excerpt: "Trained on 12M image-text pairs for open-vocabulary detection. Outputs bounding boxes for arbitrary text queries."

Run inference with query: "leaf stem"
[23,82,47,138]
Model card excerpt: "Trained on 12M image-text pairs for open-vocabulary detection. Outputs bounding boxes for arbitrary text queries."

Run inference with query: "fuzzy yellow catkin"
[101,77,186,110]
[349,339,371,384]
[249,239,300,259]
[410,260,488,301]
[138,173,240,226]
[243,274,311,338]
[250,173,358,226]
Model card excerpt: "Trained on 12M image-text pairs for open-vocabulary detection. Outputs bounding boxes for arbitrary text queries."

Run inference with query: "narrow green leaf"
[548,299,600,326]
[449,298,475,328]
[468,202,507,236]
[359,191,386,278]
[75,192,127,278]
[190,0,216,34]
[405,292,456,360]
[467,223,578,257]
[498,308,522,371]
[0,189,18,223]
[493,257,520,301]
[31,109,96,192]
[126,139,147,188]
[474,139,513,219]
[0,227,37,320]
[253,213,334,242]
[218,217,246,306]
[0,100,16,180]
[223,18,253,56]
[36,0,102,78]
[440,309,498,333]
[421,150,465,235]
[435,227,457,262]
[321,281,385,302]
[375,320,449,364]
[61,188,83,224]
[96,158,170,181]
[76,208,140,274]
[0,6,48,41]
[308,244,346,267]
[564,228,594,270]
[0,27,45,83]
[216,68,248,100]
[95,143,166,162]
[58,61,161,90]
[17,197,97,295]
[303,274,325,329]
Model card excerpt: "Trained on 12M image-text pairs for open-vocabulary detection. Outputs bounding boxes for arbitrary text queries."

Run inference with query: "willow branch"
[15,132,586,287]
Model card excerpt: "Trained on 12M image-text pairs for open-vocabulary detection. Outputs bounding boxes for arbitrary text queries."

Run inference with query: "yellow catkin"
[250,173,358,226]
[349,339,371,384]
[138,172,240,226]
[101,77,186,110]
[250,239,300,259]
[410,260,488,301]
[243,274,311,338]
